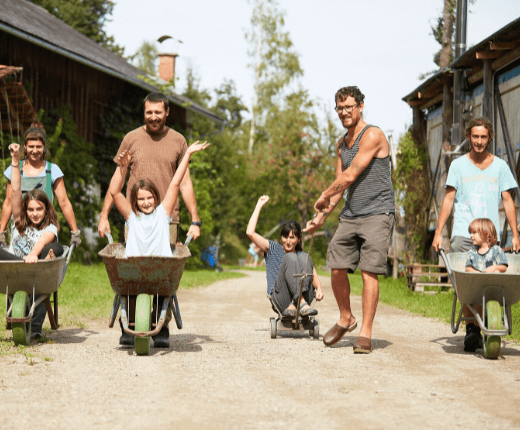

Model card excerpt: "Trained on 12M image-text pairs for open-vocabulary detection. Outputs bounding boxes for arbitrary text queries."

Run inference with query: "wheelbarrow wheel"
[484,300,502,359]
[270,317,277,339]
[12,291,31,346]
[135,294,151,356]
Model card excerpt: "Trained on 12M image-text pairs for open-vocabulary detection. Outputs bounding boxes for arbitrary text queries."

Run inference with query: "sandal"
[282,307,297,317]
[300,302,318,316]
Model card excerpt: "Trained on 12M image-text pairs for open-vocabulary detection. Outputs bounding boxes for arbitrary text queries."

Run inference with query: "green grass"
[0,263,246,353]
[222,264,267,271]
[343,271,520,342]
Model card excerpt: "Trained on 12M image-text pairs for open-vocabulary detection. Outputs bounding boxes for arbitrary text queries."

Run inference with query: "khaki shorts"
[327,214,395,275]
[450,235,473,253]
[124,223,179,245]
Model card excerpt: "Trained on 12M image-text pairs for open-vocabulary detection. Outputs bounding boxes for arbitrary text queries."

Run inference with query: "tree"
[131,41,158,76]
[419,0,476,78]
[246,0,303,154]
[393,130,430,261]
[245,0,338,237]
[29,0,125,56]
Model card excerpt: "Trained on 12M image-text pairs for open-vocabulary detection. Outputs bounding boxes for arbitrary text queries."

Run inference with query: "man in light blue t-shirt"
[433,117,519,352]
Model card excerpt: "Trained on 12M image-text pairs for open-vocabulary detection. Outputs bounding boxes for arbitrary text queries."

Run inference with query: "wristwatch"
[191,221,202,227]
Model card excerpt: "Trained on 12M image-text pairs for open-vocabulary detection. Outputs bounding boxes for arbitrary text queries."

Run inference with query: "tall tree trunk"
[439,0,455,68]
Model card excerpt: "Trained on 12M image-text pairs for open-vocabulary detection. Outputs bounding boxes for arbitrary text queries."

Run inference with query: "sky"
[105,0,520,140]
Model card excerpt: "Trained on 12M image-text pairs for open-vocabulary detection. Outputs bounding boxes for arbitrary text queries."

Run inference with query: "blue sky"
[106,0,520,140]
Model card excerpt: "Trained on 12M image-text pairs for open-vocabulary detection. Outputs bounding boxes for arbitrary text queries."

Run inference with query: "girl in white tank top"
[109,141,209,257]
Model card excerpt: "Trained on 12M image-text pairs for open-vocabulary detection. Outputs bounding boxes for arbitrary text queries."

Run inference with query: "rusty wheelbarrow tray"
[440,249,520,359]
[1,244,75,345]
[98,234,191,355]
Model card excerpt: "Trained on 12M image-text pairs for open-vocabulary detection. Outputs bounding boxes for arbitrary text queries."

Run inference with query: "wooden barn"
[403,16,520,252]
[0,0,223,144]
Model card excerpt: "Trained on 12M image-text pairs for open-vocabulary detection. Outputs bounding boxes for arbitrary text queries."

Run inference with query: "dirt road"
[1,271,519,430]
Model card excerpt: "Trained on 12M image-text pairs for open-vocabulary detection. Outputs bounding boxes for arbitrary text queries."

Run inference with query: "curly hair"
[465,117,494,141]
[15,189,59,234]
[335,86,365,106]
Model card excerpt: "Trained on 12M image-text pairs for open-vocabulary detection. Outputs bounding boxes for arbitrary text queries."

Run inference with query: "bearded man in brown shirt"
[98,92,202,348]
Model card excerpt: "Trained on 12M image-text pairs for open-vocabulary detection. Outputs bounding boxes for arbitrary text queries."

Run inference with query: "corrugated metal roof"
[0,0,224,124]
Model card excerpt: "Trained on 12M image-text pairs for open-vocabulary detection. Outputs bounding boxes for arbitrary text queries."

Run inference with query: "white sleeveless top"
[125,203,172,258]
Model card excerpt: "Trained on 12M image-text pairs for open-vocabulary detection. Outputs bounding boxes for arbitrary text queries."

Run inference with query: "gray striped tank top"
[339,125,395,219]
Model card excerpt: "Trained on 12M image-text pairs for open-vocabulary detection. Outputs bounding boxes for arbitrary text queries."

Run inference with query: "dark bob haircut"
[280,220,303,252]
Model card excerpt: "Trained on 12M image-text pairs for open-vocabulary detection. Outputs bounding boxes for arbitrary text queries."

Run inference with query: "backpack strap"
[45,161,53,201]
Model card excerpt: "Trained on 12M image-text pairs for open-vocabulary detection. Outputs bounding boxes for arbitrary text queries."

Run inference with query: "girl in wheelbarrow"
[0,143,64,339]
[109,140,209,346]
[247,195,324,317]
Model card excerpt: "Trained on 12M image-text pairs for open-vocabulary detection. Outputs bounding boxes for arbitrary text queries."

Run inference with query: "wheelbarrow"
[98,234,191,356]
[440,249,520,359]
[1,244,75,345]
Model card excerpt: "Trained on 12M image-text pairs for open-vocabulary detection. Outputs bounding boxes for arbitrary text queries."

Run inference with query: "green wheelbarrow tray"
[440,250,520,337]
[99,235,191,340]
[1,244,74,331]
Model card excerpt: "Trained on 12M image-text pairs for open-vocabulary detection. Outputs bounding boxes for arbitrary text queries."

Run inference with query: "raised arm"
[246,196,270,254]
[0,181,13,232]
[314,127,387,211]
[8,144,22,224]
[162,141,209,216]
[108,151,132,220]
[179,168,201,240]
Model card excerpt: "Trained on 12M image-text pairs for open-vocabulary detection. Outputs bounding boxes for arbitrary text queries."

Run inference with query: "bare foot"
[45,249,56,260]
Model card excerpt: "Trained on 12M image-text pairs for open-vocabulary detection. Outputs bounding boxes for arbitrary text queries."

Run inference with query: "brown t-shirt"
[114,126,187,223]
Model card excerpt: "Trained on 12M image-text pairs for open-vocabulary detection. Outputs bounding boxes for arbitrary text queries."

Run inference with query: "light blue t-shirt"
[4,162,64,184]
[446,155,517,239]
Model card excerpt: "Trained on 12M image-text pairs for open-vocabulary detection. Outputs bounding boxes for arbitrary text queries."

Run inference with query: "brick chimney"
[158,53,178,83]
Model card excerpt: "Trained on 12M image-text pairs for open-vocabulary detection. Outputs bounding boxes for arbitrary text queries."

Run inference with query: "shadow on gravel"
[430,336,520,357]
[118,333,217,356]
[44,328,99,344]
[330,336,392,351]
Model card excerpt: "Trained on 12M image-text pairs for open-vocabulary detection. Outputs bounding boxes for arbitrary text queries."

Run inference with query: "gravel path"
[1,270,519,430]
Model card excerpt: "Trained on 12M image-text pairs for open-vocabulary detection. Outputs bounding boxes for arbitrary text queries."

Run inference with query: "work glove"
[70,230,82,247]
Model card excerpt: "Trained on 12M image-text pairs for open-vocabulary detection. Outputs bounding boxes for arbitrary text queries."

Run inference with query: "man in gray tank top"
[305,86,395,354]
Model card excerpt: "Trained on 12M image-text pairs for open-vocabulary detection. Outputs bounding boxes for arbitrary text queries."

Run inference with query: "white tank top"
[124,203,172,257]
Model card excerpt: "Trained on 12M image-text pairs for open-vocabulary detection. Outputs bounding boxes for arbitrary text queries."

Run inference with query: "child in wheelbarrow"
[246,195,324,317]
[464,218,508,351]
[0,143,64,338]
[109,140,209,346]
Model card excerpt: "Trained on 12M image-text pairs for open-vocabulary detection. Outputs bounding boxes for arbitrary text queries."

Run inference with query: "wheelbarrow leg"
[53,291,59,328]
[171,294,183,330]
[45,296,58,330]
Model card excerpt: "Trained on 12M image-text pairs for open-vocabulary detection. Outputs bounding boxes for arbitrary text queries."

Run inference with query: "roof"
[0,65,40,136]
[0,0,224,124]
[402,16,520,109]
